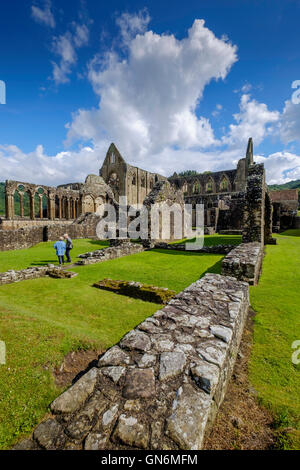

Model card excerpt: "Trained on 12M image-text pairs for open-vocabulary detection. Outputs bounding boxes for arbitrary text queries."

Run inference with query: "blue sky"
[0,0,300,185]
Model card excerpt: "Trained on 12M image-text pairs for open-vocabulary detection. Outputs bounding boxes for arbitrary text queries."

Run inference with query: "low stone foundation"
[221,242,264,285]
[0,267,76,286]
[93,279,176,304]
[17,273,249,450]
[77,242,144,265]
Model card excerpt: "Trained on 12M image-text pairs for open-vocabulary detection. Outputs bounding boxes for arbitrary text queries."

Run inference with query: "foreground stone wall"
[221,242,264,285]
[17,273,249,450]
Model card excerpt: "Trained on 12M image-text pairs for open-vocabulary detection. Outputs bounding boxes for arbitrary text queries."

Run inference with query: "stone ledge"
[221,242,264,285]
[19,272,249,450]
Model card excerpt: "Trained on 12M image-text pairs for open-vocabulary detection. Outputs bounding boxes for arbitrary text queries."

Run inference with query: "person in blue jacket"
[53,237,66,266]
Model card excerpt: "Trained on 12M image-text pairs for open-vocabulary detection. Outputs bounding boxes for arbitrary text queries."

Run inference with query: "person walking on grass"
[64,233,73,263]
[54,237,66,266]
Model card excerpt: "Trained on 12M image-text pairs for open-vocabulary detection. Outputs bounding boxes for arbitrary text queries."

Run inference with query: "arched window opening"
[220,177,229,192]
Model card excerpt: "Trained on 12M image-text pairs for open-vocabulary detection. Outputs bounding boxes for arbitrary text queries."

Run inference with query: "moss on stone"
[93,278,176,304]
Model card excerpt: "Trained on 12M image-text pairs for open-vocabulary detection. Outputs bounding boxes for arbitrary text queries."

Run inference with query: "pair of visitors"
[53,234,73,265]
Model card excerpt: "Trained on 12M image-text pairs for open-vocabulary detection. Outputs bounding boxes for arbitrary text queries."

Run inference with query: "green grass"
[1,231,299,450]
[0,239,109,272]
[170,234,242,247]
[250,230,300,449]
[0,241,223,449]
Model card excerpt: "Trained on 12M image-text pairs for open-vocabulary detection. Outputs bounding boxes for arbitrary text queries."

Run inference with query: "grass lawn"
[0,238,109,273]
[0,240,223,449]
[171,234,242,247]
[250,230,300,449]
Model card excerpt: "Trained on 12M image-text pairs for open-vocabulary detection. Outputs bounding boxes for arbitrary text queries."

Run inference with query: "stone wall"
[221,242,264,285]
[242,164,265,244]
[17,273,249,451]
[0,226,45,251]
[0,266,48,285]
[77,242,144,265]
[0,213,101,252]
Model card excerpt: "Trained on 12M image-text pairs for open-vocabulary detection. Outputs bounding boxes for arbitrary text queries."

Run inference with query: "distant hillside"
[268,179,300,191]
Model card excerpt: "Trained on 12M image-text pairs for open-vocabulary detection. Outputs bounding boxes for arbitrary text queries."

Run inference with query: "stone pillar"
[242,164,265,244]
[30,192,35,220]
[48,194,55,220]
[19,193,24,218]
[66,199,71,220]
[73,200,76,219]
[5,192,14,219]
[58,198,62,219]
[39,196,43,219]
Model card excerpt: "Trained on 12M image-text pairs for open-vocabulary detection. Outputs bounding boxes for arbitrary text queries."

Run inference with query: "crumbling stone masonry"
[0,267,77,286]
[77,242,144,265]
[221,242,264,285]
[16,273,249,451]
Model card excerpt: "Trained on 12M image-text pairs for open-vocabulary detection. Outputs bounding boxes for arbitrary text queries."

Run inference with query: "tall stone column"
[30,192,35,220]
[39,196,43,219]
[66,199,71,220]
[19,193,24,218]
[58,198,62,219]
[5,192,14,219]
[48,193,55,220]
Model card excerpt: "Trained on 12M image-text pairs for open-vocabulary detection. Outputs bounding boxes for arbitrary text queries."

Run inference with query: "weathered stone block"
[50,367,99,414]
[122,368,155,399]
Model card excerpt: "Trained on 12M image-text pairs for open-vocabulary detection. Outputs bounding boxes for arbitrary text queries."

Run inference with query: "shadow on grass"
[171,235,241,246]
[152,248,224,258]
[30,259,58,266]
[200,258,223,277]
[279,229,300,237]
[85,240,109,247]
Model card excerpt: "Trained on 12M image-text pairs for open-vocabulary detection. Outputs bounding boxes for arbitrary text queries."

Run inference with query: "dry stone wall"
[221,242,264,285]
[17,273,249,451]
[77,242,144,265]
[0,266,77,286]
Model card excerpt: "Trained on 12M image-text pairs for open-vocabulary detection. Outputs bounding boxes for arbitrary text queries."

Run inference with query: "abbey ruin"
[1,137,298,252]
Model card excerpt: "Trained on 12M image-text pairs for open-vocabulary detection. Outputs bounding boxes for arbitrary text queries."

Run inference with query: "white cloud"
[279,99,300,144]
[256,151,300,184]
[66,16,238,160]
[51,23,90,85]
[31,0,55,28]
[223,94,280,147]
[5,12,300,186]
[116,9,151,44]
[0,143,107,186]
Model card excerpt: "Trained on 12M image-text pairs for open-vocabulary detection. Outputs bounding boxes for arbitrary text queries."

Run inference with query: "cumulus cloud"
[116,9,151,44]
[223,94,280,148]
[51,23,90,84]
[0,143,106,186]
[5,12,300,186]
[31,0,55,28]
[279,99,300,144]
[256,151,300,184]
[66,16,238,161]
